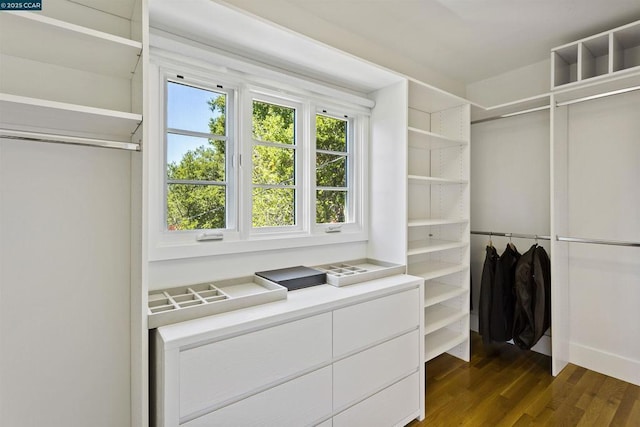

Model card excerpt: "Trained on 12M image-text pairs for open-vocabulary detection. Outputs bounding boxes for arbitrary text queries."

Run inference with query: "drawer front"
[333,330,419,409]
[333,288,419,356]
[185,366,333,427]
[333,372,420,427]
[179,312,332,419]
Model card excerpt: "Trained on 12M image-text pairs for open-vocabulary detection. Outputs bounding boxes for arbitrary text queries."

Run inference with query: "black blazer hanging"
[512,244,551,350]
[490,244,521,342]
[478,244,498,345]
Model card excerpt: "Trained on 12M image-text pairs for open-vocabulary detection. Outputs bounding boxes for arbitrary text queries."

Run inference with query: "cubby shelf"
[425,328,468,362]
[0,93,142,140]
[424,282,467,307]
[0,11,142,79]
[552,19,640,90]
[407,239,468,256]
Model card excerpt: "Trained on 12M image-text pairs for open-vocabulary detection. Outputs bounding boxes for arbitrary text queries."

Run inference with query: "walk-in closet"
[1,1,639,426]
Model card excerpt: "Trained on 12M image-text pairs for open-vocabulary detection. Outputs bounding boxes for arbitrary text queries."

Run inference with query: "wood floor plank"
[408,332,640,427]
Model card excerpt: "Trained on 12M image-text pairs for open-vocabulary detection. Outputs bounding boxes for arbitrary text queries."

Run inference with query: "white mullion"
[240,85,254,237]
[316,186,348,192]
[316,148,347,156]
[168,179,227,186]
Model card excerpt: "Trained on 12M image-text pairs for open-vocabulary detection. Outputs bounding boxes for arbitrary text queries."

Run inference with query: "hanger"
[488,231,493,248]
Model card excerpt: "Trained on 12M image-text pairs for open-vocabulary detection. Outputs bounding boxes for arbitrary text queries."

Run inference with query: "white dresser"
[152,274,425,426]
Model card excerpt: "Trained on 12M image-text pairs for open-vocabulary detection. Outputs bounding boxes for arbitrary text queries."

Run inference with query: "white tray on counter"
[148,276,287,328]
[313,259,406,287]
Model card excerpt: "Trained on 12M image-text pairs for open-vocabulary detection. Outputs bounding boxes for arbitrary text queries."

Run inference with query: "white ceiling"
[219,0,640,86]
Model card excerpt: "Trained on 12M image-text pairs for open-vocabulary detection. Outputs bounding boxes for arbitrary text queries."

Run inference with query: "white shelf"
[408,261,468,281]
[0,11,142,79]
[408,127,467,148]
[424,328,468,362]
[407,239,468,256]
[424,282,467,307]
[0,93,142,140]
[408,218,468,228]
[408,175,468,185]
[552,19,640,91]
[424,304,467,335]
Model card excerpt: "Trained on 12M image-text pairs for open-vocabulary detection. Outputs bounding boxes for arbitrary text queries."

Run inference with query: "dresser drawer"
[333,372,420,427]
[333,329,419,409]
[333,288,419,356]
[185,366,332,427]
[179,312,332,419]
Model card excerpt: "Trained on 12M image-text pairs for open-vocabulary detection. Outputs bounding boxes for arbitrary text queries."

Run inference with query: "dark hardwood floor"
[408,332,640,426]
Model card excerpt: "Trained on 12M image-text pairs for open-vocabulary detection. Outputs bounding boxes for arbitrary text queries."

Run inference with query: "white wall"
[0,140,132,426]
[563,90,640,385]
[466,59,550,107]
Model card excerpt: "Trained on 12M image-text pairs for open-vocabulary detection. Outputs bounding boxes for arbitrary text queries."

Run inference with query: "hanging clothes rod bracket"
[0,128,140,151]
[556,235,640,247]
[555,84,640,107]
[471,230,551,241]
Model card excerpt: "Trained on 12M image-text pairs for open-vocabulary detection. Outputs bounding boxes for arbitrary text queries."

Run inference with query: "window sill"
[148,229,368,261]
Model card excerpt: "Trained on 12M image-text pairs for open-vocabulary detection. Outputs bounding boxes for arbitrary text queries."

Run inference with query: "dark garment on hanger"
[479,245,499,345]
[512,244,551,350]
[489,244,521,342]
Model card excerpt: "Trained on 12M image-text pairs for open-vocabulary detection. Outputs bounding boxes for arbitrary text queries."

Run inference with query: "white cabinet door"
[333,372,420,427]
[185,366,333,427]
[333,330,419,409]
[333,288,419,356]
[179,313,332,419]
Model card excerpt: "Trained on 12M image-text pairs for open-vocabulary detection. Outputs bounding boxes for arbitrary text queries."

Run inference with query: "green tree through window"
[166,83,352,231]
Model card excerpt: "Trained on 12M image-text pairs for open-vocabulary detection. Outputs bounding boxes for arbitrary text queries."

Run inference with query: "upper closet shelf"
[470,93,550,123]
[408,218,468,228]
[0,11,142,79]
[408,127,468,147]
[408,175,468,185]
[0,93,142,140]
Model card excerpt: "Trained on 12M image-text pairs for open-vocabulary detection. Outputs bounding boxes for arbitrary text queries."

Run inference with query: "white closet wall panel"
[0,140,132,426]
[565,91,640,385]
[470,111,550,333]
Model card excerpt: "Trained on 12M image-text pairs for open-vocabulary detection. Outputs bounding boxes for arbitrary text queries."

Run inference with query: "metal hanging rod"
[471,105,550,125]
[471,230,551,241]
[0,129,140,151]
[555,84,640,107]
[556,235,640,247]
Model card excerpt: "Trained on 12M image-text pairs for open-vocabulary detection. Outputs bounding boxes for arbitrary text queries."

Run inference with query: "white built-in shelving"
[405,79,470,363]
[552,19,640,91]
[0,3,143,145]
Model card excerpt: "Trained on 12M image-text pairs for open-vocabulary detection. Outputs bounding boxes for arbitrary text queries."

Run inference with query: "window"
[153,60,368,259]
[165,79,234,231]
[315,113,351,224]
[251,98,299,228]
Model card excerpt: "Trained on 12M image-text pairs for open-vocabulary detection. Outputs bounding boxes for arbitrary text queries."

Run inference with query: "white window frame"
[148,51,369,261]
[164,76,237,233]
[247,91,305,235]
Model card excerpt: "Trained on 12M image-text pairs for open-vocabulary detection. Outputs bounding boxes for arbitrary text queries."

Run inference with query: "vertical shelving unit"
[406,80,470,362]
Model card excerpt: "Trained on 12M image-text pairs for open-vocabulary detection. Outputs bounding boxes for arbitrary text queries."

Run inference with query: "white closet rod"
[471,230,551,241]
[471,105,550,125]
[555,84,640,107]
[556,236,640,247]
[0,129,140,151]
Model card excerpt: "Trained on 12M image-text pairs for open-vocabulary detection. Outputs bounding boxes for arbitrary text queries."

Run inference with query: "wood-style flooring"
[408,332,640,426]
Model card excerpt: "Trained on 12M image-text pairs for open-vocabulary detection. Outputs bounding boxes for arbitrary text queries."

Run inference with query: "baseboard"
[470,312,551,356]
[570,342,640,386]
